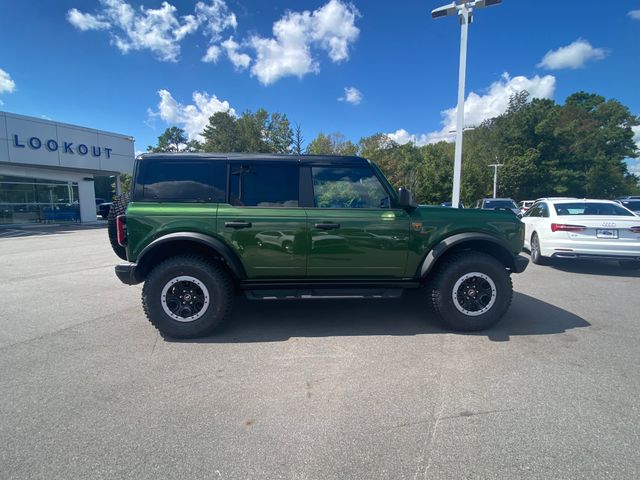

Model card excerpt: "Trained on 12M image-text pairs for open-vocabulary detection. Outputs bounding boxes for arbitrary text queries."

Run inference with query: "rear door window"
[140,160,226,202]
[524,205,541,217]
[540,203,549,218]
[230,163,299,207]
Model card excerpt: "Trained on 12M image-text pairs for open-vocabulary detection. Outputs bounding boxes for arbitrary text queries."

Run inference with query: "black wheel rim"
[452,272,497,316]
[161,276,210,322]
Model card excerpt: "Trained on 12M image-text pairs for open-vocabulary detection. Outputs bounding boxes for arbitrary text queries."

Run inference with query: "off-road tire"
[530,233,548,266]
[142,255,233,338]
[108,193,130,260]
[430,251,513,331]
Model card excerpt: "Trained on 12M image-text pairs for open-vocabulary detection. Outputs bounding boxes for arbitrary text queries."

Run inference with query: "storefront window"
[0,175,80,225]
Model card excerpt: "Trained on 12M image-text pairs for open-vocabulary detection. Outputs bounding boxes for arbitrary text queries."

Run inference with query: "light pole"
[488,162,503,198]
[432,0,502,208]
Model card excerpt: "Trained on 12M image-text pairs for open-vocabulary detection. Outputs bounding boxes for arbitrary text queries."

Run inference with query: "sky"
[0,0,639,172]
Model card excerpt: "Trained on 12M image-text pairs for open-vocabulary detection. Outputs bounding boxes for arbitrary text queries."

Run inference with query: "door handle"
[314,223,340,230]
[224,221,252,229]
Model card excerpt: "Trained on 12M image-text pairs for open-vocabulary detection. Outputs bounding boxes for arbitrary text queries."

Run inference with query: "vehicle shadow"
[167,291,590,344]
[548,258,640,278]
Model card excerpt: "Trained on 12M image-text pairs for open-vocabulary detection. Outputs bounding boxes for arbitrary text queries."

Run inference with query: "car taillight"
[116,215,127,246]
[551,223,586,232]
[630,226,640,233]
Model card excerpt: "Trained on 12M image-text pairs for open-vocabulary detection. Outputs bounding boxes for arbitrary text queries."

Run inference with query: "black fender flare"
[418,232,515,278]
[137,232,247,280]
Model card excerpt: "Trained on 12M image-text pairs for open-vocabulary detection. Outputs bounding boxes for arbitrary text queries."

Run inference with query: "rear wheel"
[430,252,513,331]
[108,193,129,260]
[142,255,233,338]
[530,233,548,265]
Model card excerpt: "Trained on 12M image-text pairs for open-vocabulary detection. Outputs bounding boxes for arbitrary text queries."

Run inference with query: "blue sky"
[0,0,638,170]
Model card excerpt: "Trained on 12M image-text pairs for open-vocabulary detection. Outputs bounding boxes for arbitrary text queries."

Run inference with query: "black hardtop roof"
[138,152,370,165]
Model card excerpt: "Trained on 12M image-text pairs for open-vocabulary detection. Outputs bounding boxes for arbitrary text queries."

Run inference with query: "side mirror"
[397,187,416,209]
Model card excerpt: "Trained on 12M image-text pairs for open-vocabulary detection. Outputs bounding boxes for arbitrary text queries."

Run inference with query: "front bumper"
[115,262,141,285]
[512,254,529,273]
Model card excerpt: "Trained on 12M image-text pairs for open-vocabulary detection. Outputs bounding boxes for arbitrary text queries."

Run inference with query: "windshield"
[554,202,635,216]
[483,199,517,209]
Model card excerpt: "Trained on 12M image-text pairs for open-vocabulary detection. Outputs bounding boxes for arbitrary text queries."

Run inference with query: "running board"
[245,288,404,300]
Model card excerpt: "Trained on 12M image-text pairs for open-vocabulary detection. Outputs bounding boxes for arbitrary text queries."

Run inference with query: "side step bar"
[241,280,420,300]
[245,288,405,300]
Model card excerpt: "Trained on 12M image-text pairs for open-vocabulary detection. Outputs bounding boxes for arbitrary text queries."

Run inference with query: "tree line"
[145,91,640,204]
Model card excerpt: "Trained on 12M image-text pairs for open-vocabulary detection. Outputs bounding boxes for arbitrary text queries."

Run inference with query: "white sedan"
[521,199,640,268]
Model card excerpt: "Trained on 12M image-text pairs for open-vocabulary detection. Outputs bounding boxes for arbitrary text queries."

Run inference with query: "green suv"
[113,153,528,338]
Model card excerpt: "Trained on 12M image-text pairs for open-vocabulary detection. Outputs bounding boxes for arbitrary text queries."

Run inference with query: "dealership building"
[0,111,134,225]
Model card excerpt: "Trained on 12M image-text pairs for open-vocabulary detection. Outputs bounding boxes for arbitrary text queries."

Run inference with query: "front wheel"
[142,255,233,338]
[430,252,513,331]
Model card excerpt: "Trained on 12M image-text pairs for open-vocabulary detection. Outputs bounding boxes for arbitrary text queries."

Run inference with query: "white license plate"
[597,229,618,239]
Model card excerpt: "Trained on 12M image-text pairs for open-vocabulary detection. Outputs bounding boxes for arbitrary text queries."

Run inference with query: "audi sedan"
[521,199,640,269]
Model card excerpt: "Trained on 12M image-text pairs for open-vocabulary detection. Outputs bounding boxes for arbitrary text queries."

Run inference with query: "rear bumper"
[115,262,141,285]
[512,254,529,273]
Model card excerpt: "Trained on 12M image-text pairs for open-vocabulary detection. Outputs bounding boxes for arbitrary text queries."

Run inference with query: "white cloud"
[633,125,640,151]
[338,86,362,105]
[67,8,111,31]
[628,10,640,20]
[202,45,221,63]
[249,13,317,85]
[388,72,556,146]
[67,0,236,62]
[67,0,359,84]
[0,68,16,95]
[249,0,360,85]
[387,129,416,145]
[222,37,251,70]
[538,39,607,70]
[310,0,360,62]
[195,0,237,41]
[148,89,236,141]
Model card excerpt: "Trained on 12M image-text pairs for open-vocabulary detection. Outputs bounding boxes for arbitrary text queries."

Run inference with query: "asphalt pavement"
[1,225,639,479]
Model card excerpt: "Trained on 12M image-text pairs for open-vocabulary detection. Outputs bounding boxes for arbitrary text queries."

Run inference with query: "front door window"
[311,167,389,209]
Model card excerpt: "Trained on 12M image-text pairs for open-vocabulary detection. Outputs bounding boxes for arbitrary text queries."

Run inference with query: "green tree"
[202,112,241,152]
[420,141,456,204]
[147,126,198,152]
[201,109,293,153]
[119,173,132,194]
[466,91,639,201]
[265,111,293,154]
[358,134,427,202]
[293,123,304,155]
[306,132,358,156]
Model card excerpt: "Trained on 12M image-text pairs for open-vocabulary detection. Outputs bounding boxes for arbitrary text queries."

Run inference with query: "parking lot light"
[431,0,502,208]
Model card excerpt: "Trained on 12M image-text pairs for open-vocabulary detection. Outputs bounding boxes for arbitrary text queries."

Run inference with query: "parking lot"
[1,225,639,479]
